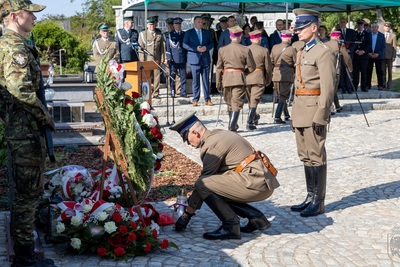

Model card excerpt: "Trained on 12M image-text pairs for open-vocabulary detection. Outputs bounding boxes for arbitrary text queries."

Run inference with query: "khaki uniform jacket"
[325,39,353,72]
[246,43,272,86]
[200,129,280,191]
[270,42,296,82]
[138,30,165,62]
[216,43,256,88]
[292,40,336,127]
[384,33,397,60]
[93,38,119,64]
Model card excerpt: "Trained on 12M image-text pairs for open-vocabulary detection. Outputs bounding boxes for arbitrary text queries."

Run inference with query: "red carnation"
[130,222,137,230]
[158,143,164,151]
[143,241,152,253]
[97,247,107,257]
[152,229,158,238]
[151,127,163,140]
[131,92,140,99]
[119,225,128,235]
[141,109,150,116]
[127,232,137,241]
[138,229,146,238]
[124,98,133,106]
[114,247,126,257]
[155,160,161,171]
[160,239,169,249]
[102,190,111,199]
[112,213,122,223]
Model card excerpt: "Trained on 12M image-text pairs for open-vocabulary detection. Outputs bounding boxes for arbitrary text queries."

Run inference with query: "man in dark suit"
[212,16,228,65]
[217,15,236,49]
[183,16,214,106]
[166,18,187,97]
[353,20,371,92]
[366,22,386,90]
[116,16,139,63]
[338,18,357,93]
[269,19,285,49]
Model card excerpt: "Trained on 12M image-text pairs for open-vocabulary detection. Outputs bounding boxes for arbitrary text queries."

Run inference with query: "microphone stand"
[130,43,150,100]
[138,44,176,125]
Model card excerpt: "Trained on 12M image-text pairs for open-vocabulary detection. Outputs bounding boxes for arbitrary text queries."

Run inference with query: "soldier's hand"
[312,122,325,135]
[290,120,295,133]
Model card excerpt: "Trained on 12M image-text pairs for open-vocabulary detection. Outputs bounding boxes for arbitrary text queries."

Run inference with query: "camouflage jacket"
[0,29,52,126]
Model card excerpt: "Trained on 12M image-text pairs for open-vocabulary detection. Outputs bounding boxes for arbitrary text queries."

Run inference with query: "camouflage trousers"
[6,115,46,246]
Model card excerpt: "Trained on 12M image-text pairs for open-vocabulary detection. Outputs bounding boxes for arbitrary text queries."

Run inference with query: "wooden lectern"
[123,61,158,104]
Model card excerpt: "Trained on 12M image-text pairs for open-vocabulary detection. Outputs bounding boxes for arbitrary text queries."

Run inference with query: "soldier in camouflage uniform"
[0,1,56,266]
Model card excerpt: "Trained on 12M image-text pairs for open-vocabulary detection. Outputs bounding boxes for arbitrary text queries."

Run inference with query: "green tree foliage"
[32,21,89,73]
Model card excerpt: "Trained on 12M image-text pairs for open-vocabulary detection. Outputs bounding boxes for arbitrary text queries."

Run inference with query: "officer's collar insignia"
[305,38,317,51]
[12,52,28,67]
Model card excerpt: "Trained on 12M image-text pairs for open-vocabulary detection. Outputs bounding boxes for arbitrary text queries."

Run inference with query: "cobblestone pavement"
[1,99,400,266]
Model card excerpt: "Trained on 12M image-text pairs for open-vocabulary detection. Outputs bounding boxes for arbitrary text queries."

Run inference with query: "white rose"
[96,212,108,222]
[82,203,93,213]
[121,81,132,91]
[104,221,118,234]
[142,114,157,128]
[70,238,81,250]
[156,152,163,160]
[72,183,84,195]
[140,101,151,111]
[56,222,65,234]
[71,215,83,227]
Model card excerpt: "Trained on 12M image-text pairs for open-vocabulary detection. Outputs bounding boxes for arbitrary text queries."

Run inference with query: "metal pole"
[59,49,62,75]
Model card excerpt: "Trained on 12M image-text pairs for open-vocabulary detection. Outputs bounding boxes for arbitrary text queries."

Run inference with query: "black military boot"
[301,165,326,217]
[291,166,314,212]
[253,113,260,125]
[273,101,285,124]
[202,194,241,240]
[174,211,195,231]
[12,244,56,267]
[229,202,270,233]
[246,108,257,131]
[228,111,240,132]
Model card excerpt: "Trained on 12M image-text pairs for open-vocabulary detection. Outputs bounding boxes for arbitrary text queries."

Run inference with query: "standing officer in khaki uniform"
[138,18,165,98]
[0,1,56,266]
[93,22,119,69]
[245,30,272,130]
[170,112,279,240]
[271,31,296,124]
[216,26,256,132]
[290,9,336,217]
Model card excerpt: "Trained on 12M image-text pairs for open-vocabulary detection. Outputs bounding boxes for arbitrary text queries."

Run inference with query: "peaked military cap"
[0,0,45,19]
[98,22,109,30]
[166,17,174,25]
[330,31,341,37]
[281,30,293,38]
[173,17,183,24]
[384,22,392,27]
[363,18,370,26]
[146,18,155,24]
[123,16,133,22]
[201,13,211,20]
[150,15,158,22]
[356,19,365,25]
[249,30,262,39]
[293,8,320,30]
[229,25,243,37]
[170,112,199,142]
[219,16,228,23]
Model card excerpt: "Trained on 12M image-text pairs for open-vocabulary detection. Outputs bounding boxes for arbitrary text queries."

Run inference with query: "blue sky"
[34,0,85,20]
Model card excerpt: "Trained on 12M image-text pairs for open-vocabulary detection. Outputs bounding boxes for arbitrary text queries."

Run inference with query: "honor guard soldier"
[0,0,56,266]
[166,17,187,97]
[353,19,371,92]
[93,22,119,69]
[216,26,256,131]
[116,16,139,63]
[290,9,336,217]
[138,18,165,98]
[245,30,273,130]
[170,112,279,240]
[271,30,296,124]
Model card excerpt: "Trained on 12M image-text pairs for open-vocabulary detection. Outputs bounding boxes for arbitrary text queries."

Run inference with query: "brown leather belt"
[295,88,321,96]
[234,152,278,176]
[254,68,264,72]
[224,68,244,73]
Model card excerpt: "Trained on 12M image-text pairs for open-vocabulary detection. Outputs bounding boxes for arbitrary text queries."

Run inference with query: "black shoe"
[175,211,195,231]
[240,216,271,233]
[273,118,286,124]
[336,106,342,113]
[203,225,241,240]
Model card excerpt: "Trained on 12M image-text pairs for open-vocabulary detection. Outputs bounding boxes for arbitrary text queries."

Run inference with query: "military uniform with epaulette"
[290,9,336,218]
[116,16,139,63]
[93,23,119,70]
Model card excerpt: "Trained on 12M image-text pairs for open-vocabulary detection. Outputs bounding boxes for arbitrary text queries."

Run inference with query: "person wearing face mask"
[0,1,57,266]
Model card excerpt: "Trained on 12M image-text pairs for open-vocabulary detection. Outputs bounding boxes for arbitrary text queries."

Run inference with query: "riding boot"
[12,243,55,267]
[175,211,195,231]
[253,113,260,125]
[229,202,270,233]
[300,165,327,217]
[273,101,285,124]
[283,102,290,121]
[202,194,241,240]
[291,166,314,212]
[228,111,240,132]
[246,108,257,131]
